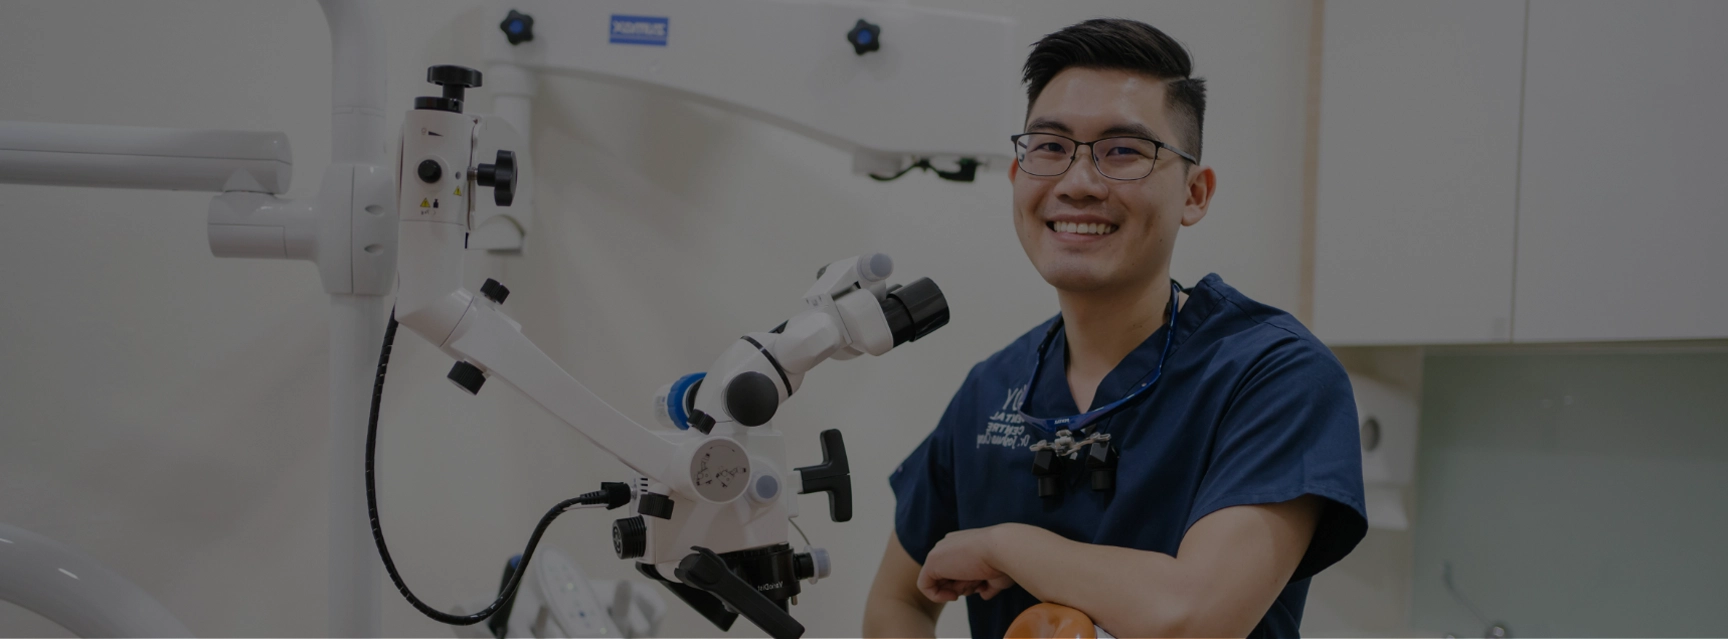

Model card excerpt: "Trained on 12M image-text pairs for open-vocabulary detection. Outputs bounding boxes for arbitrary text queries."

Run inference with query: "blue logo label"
[610,15,669,46]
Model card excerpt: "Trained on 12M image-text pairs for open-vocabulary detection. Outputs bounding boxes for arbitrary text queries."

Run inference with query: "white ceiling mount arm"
[0,121,292,193]
[319,0,388,167]
[473,0,1021,251]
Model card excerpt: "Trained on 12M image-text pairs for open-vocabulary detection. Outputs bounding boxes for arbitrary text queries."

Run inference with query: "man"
[864,19,1366,639]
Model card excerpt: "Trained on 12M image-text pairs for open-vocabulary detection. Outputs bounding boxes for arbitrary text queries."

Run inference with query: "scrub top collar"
[1021,274,1225,421]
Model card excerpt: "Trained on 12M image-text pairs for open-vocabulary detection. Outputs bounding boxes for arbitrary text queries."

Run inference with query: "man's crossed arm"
[865,495,1322,638]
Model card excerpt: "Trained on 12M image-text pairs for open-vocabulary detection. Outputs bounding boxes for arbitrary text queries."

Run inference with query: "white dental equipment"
[1,1,1015,636]
[372,65,949,638]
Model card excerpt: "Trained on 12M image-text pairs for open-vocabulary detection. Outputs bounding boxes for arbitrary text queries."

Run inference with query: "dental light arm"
[384,65,949,639]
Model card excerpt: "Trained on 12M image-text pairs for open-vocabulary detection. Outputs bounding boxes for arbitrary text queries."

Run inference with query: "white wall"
[0,1,1366,637]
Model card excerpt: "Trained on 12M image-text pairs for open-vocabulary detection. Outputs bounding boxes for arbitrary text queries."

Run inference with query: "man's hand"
[917,527,1018,602]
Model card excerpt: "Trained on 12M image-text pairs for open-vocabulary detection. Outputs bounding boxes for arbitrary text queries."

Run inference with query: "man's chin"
[1036,266,1115,293]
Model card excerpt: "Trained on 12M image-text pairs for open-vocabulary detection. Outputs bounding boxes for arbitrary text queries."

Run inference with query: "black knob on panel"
[448,361,486,395]
[847,19,881,56]
[500,9,535,45]
[613,516,647,560]
[476,150,517,207]
[480,278,510,304]
[416,159,441,184]
[428,65,483,90]
[416,65,483,113]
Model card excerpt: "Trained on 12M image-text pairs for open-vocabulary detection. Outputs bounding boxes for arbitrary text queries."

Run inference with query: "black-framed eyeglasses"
[1009,132,1197,181]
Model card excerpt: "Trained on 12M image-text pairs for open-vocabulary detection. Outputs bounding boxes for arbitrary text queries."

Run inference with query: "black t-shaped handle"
[795,429,852,522]
[675,547,806,639]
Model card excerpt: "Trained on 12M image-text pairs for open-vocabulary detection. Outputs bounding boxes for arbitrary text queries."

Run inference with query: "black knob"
[416,65,483,114]
[448,361,486,395]
[428,65,482,90]
[724,371,779,427]
[480,278,510,304]
[476,150,517,207]
[613,516,646,560]
[500,9,535,45]
[847,19,881,56]
[416,159,441,184]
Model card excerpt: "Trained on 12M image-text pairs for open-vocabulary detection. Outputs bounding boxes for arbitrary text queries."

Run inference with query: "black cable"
[365,310,624,626]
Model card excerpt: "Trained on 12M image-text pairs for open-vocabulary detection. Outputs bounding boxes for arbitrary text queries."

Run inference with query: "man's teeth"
[1050,220,1119,235]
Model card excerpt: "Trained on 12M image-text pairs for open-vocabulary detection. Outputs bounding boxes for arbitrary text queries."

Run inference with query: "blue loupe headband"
[1015,281,1181,434]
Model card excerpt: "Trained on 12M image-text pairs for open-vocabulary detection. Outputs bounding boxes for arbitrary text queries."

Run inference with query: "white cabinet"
[1313,1,1527,345]
[1511,0,1728,341]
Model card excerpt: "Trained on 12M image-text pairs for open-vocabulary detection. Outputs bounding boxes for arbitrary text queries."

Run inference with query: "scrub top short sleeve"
[1186,335,1368,581]
[888,367,973,564]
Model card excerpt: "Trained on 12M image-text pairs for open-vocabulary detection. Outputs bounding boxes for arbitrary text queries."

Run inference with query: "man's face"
[1012,67,1211,295]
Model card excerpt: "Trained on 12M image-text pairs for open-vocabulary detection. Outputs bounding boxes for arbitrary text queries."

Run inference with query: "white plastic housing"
[0,121,291,193]
[0,523,192,638]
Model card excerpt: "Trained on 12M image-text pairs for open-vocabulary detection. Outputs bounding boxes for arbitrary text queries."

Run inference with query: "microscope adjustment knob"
[480,278,510,304]
[415,159,441,184]
[724,371,779,427]
[613,516,647,559]
[415,65,483,114]
[427,64,482,89]
[846,19,881,56]
[476,150,517,207]
[447,361,486,395]
[500,9,535,46]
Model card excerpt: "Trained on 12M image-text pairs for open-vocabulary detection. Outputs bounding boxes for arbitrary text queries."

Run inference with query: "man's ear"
[1181,165,1216,227]
[1009,158,1019,181]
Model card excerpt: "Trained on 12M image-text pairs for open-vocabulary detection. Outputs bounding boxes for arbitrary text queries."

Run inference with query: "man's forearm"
[862,593,940,638]
[983,523,1203,637]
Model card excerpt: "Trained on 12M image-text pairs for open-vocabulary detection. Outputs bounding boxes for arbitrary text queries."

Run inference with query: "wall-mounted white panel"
[1513,0,1728,341]
[1314,1,1526,345]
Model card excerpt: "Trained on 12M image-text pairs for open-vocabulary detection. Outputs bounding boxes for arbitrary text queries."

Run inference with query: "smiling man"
[863,19,1367,639]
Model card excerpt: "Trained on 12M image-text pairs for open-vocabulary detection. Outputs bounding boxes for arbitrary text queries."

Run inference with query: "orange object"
[1005,603,1097,639]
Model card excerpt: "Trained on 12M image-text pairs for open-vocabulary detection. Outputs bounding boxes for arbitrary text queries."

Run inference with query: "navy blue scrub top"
[891,274,1367,639]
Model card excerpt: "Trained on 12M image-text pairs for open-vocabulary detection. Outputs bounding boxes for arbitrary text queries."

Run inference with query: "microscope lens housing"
[880,278,950,346]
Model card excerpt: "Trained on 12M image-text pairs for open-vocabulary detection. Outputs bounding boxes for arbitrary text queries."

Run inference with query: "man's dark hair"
[1023,18,1207,163]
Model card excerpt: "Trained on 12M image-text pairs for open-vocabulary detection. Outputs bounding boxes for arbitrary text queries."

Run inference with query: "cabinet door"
[1314,1,1526,345]
[1513,0,1728,341]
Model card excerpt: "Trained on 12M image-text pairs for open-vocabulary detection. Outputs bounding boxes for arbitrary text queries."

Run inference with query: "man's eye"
[1104,146,1146,157]
[1034,143,1067,153]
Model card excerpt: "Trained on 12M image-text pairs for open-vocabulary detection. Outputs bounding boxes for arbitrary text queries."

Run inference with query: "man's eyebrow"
[1100,123,1158,139]
[1025,118,1072,134]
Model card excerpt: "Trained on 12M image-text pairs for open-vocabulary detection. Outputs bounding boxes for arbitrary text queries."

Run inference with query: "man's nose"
[1054,146,1109,201]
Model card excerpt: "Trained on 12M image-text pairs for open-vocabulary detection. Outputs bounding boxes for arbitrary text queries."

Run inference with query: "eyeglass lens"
[1014,133,1161,180]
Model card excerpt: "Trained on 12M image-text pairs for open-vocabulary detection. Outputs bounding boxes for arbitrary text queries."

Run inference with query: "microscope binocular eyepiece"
[880,277,949,347]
